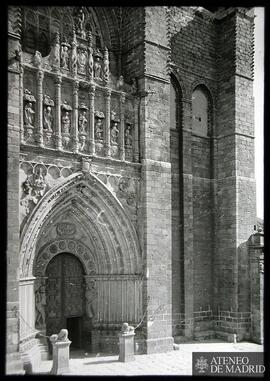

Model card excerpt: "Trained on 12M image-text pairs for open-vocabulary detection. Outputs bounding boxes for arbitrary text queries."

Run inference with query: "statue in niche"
[79,134,86,152]
[61,43,70,70]
[94,53,102,78]
[131,78,138,95]
[24,102,35,126]
[78,49,87,73]
[75,7,86,39]
[78,109,88,134]
[43,105,53,131]
[111,121,119,144]
[116,75,124,91]
[95,118,103,140]
[125,123,133,146]
[62,111,71,134]
[33,50,42,67]
[85,281,98,318]
[35,284,46,328]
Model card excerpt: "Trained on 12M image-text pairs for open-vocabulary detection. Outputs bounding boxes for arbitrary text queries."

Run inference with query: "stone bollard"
[118,323,135,362]
[50,329,72,375]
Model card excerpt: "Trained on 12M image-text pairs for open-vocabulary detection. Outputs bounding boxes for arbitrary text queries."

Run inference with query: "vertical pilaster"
[182,98,194,337]
[72,80,79,154]
[119,92,125,161]
[35,70,44,148]
[19,66,25,144]
[89,84,95,155]
[134,98,139,162]
[54,75,62,151]
[104,88,111,157]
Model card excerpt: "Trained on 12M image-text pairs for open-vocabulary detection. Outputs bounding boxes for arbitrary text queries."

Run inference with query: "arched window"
[192,86,212,136]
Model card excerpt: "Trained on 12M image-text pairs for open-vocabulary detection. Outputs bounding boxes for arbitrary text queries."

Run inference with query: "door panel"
[45,253,84,338]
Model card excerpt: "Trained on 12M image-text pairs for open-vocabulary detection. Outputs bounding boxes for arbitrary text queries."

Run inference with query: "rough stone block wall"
[121,7,145,83]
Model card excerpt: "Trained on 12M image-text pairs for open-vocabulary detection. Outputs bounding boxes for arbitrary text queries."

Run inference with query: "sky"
[254,7,264,219]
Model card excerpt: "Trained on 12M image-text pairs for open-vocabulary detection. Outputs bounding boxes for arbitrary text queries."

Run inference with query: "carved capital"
[37,70,44,82]
[89,84,96,95]
[54,75,62,86]
[105,88,111,98]
[73,80,79,93]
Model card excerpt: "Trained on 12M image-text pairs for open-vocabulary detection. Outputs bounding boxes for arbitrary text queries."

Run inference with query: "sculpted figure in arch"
[85,281,98,318]
[79,110,88,134]
[35,284,46,328]
[24,102,35,126]
[62,111,71,134]
[43,105,53,131]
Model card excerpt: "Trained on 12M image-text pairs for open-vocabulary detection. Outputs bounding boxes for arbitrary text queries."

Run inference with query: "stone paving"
[35,341,263,376]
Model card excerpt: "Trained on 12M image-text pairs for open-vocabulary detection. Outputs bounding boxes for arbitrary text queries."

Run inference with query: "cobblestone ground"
[36,341,263,376]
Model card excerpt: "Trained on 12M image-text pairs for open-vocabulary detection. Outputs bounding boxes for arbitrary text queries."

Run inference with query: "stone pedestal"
[50,340,71,375]
[118,332,135,362]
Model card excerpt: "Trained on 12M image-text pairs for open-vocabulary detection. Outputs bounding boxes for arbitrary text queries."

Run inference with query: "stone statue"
[33,50,42,67]
[78,110,87,134]
[121,322,135,334]
[44,105,53,131]
[78,49,87,73]
[33,168,46,197]
[85,281,98,318]
[75,7,86,39]
[24,102,35,126]
[131,78,137,95]
[22,175,32,195]
[35,284,46,328]
[61,44,69,70]
[58,329,69,342]
[125,124,133,146]
[95,118,103,140]
[49,329,69,343]
[116,75,124,91]
[62,111,71,134]
[111,122,119,144]
[94,57,102,78]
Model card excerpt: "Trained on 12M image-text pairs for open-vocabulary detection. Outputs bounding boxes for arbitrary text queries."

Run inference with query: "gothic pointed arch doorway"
[45,252,85,350]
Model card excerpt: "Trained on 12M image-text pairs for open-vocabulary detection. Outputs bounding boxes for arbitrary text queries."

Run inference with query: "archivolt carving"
[20,171,141,278]
[34,239,96,277]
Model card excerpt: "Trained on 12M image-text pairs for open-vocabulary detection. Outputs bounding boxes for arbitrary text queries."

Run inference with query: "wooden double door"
[45,253,84,348]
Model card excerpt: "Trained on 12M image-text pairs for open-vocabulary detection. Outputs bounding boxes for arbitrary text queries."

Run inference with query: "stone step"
[194,330,215,341]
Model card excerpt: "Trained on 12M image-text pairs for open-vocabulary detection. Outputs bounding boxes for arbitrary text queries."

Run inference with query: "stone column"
[35,70,44,148]
[104,88,111,157]
[19,66,25,144]
[134,97,139,162]
[72,80,79,153]
[119,92,125,161]
[89,84,95,155]
[54,75,62,150]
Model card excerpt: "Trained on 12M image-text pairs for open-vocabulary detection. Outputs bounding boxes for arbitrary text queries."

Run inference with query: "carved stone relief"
[19,161,74,224]
[85,278,98,319]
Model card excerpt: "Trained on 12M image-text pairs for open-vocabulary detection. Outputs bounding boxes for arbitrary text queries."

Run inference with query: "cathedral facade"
[7,6,259,374]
